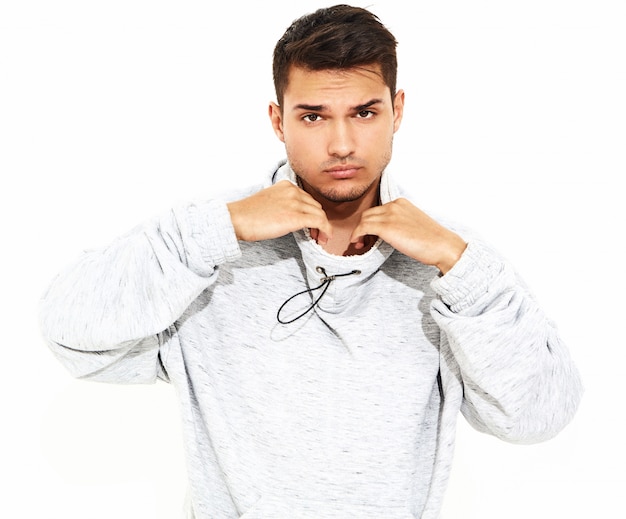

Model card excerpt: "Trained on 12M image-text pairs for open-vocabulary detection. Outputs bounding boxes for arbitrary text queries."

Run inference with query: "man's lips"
[324,165,361,179]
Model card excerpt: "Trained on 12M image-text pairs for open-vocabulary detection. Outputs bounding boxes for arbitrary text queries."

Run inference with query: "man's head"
[272,4,398,108]
[269,5,404,207]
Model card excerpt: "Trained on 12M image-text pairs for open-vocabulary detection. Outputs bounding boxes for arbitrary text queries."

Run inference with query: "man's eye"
[303,114,321,122]
[358,110,374,118]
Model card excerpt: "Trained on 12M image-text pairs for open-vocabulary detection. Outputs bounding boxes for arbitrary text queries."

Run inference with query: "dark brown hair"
[272,4,398,107]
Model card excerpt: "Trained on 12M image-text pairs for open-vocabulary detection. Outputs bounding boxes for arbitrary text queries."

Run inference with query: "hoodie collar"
[273,161,398,316]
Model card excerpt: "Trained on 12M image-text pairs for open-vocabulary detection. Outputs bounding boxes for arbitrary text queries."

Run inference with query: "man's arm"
[431,241,582,442]
[40,180,332,383]
[351,197,583,442]
[39,200,241,383]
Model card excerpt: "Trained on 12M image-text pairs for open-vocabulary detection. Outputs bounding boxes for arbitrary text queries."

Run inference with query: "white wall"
[1,1,623,517]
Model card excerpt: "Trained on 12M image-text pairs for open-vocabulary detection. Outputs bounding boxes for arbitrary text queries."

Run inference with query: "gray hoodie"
[39,161,582,518]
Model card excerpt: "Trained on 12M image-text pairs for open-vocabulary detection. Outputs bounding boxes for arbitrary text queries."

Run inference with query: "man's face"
[269,65,404,205]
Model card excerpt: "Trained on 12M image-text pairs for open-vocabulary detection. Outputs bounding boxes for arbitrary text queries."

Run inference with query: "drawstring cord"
[276,267,361,324]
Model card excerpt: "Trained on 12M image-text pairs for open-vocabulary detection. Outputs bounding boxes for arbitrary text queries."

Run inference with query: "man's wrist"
[436,236,468,275]
[226,201,244,241]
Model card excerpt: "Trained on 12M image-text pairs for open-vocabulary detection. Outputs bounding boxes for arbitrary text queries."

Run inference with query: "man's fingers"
[350,208,382,246]
[310,227,331,245]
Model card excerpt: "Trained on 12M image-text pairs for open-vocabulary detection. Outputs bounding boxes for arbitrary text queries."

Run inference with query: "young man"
[40,5,582,518]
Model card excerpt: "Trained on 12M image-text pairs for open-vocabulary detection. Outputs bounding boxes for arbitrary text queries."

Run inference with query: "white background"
[1,0,624,517]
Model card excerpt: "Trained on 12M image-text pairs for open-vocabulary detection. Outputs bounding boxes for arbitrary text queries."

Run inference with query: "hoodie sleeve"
[430,240,583,444]
[39,199,241,384]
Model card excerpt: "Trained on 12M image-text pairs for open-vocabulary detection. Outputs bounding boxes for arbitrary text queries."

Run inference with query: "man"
[40,5,582,518]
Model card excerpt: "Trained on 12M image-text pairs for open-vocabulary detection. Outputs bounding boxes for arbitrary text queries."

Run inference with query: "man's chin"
[318,186,370,204]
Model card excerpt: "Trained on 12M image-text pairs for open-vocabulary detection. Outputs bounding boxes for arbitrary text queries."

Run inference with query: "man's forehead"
[283,65,391,107]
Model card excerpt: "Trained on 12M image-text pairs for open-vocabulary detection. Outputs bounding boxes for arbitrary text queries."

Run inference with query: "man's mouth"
[325,165,360,179]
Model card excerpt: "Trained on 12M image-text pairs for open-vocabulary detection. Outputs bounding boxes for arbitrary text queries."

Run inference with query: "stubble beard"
[314,180,377,204]
[289,147,393,204]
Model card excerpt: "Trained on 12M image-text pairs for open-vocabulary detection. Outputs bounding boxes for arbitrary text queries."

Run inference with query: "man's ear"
[392,89,405,133]
[268,102,285,142]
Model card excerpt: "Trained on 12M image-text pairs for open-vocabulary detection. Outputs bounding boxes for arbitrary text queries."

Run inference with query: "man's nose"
[327,119,356,158]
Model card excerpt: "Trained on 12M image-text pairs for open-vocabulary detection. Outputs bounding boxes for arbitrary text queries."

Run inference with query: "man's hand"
[350,198,467,274]
[227,180,333,244]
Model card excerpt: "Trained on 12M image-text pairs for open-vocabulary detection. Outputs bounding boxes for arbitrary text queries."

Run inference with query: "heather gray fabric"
[40,161,582,518]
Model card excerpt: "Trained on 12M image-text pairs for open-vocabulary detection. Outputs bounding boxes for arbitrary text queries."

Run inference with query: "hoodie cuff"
[177,200,241,276]
[430,240,503,313]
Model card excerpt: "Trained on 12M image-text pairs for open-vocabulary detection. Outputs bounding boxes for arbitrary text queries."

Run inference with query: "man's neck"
[301,179,381,256]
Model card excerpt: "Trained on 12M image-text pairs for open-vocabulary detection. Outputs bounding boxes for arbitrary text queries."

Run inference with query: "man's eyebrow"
[293,103,326,112]
[354,98,384,111]
[292,98,384,112]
